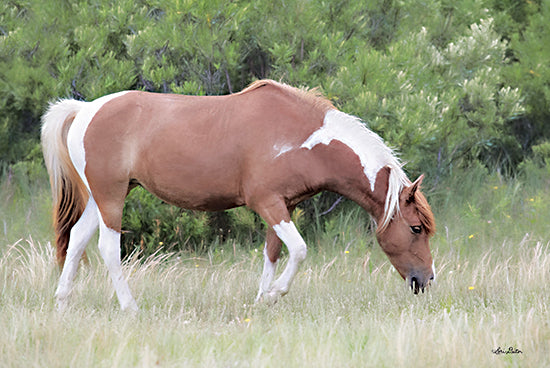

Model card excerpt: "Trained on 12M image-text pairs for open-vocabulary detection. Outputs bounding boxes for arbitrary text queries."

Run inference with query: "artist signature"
[492,346,523,355]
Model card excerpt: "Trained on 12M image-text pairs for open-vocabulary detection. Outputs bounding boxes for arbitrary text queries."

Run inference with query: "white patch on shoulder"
[301,109,400,191]
[67,91,130,190]
[273,143,294,158]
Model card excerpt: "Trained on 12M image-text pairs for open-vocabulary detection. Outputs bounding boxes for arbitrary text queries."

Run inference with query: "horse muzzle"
[407,270,435,294]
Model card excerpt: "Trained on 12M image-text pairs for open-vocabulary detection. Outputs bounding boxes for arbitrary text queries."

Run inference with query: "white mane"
[301,109,409,229]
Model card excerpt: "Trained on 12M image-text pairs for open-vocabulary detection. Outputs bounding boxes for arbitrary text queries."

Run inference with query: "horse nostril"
[410,276,421,294]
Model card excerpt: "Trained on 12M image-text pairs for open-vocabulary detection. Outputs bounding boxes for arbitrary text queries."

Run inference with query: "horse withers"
[41,80,435,311]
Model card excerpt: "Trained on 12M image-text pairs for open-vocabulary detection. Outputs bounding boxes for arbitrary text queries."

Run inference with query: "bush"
[504,0,550,152]
[121,187,264,258]
[1,1,538,172]
[2,0,549,255]
[328,18,524,177]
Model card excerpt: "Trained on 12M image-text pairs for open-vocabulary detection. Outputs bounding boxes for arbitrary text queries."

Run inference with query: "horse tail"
[41,99,90,269]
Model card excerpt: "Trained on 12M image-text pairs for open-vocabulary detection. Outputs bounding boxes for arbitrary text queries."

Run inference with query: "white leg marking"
[267,221,307,298]
[55,198,99,311]
[97,218,138,311]
[255,245,278,302]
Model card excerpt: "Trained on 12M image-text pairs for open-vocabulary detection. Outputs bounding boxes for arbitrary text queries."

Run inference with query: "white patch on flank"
[273,143,294,158]
[301,109,403,192]
[67,91,130,190]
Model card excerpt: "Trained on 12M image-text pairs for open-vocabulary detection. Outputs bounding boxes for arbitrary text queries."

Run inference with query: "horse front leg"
[253,202,306,302]
[255,227,281,302]
[266,220,307,299]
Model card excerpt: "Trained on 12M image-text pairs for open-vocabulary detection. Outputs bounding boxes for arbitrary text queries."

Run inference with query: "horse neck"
[299,109,405,224]
[309,142,391,223]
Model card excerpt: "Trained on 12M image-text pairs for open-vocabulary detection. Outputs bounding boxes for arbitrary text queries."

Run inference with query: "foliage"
[504,0,550,152]
[1,0,550,254]
[0,161,52,245]
[329,17,525,177]
[121,186,263,258]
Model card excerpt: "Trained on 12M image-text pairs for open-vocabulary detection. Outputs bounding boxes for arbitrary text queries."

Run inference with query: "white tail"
[41,99,90,267]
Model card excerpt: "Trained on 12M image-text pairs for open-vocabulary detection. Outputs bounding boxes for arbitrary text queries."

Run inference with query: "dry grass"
[0,235,548,367]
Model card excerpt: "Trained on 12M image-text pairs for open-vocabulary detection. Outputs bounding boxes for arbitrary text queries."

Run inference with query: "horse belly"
[133,144,245,212]
[142,177,244,212]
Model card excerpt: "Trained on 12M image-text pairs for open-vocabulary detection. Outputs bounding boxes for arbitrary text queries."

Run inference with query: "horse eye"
[410,225,422,234]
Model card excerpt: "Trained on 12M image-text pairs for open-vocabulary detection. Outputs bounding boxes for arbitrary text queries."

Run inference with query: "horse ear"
[406,174,424,203]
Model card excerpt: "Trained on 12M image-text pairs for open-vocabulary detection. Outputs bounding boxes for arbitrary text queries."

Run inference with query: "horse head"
[375,175,436,293]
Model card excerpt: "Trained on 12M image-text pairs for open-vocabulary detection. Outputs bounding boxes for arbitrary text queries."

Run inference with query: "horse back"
[81,86,327,211]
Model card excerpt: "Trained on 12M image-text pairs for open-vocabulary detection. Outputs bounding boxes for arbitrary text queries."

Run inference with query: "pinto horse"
[42,80,435,311]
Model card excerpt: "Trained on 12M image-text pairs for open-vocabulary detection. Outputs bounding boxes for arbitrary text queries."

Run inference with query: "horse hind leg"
[55,197,100,311]
[97,213,138,312]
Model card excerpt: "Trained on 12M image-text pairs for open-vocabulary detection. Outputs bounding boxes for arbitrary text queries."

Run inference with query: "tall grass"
[0,163,549,367]
[0,161,52,246]
[0,236,548,367]
[430,163,550,256]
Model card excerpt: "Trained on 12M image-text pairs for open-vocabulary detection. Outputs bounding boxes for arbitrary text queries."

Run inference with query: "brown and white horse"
[42,80,435,311]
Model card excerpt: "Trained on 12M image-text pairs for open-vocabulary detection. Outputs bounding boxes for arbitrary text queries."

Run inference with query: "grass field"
[1,165,549,367]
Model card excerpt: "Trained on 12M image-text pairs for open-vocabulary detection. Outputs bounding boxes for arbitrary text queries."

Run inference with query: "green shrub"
[121,187,263,258]
[329,18,524,177]
[3,0,549,256]
[504,0,550,151]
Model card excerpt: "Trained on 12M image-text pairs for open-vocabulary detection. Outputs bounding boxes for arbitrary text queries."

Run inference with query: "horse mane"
[377,165,408,234]
[239,79,335,112]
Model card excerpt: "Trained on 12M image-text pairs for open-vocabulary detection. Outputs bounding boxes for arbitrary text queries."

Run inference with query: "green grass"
[1,164,549,367]
[0,161,52,246]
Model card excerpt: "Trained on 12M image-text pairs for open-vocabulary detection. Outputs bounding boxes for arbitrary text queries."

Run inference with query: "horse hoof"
[255,291,281,306]
[55,298,68,312]
[121,300,139,313]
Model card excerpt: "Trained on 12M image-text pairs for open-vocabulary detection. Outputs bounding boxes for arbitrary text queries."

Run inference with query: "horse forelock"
[414,190,436,236]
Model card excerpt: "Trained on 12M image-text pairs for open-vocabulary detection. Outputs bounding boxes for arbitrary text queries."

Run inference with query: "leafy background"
[1,0,549,257]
